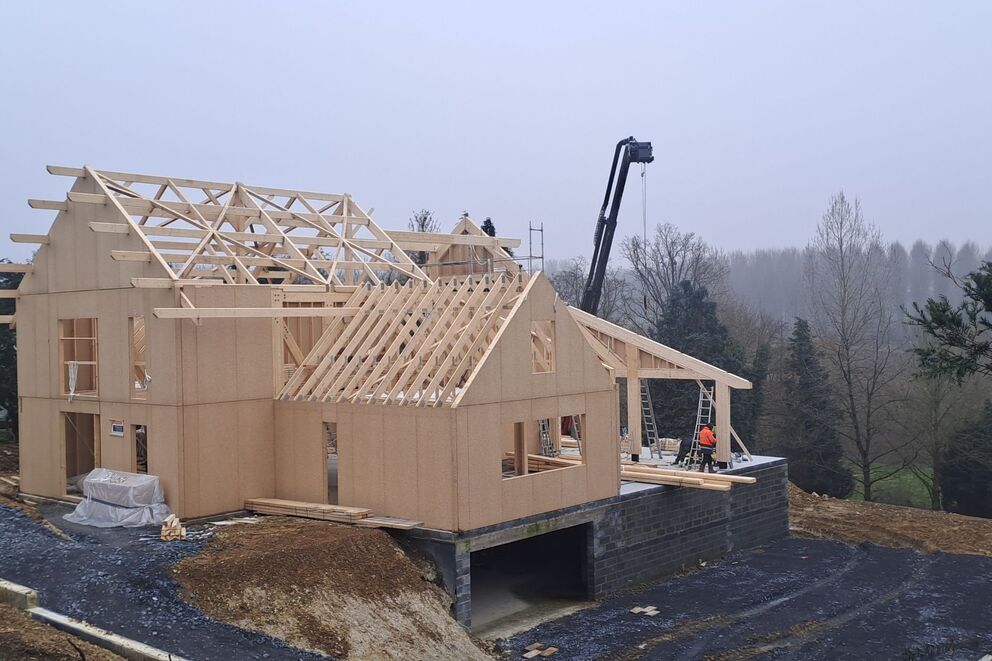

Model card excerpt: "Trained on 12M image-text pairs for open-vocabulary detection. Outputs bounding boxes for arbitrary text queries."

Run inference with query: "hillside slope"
[789,483,992,557]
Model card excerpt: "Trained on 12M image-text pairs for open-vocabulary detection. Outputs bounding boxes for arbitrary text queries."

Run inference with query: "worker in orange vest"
[698,422,717,473]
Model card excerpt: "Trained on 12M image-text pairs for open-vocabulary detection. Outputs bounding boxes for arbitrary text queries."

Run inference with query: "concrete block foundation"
[400,459,788,628]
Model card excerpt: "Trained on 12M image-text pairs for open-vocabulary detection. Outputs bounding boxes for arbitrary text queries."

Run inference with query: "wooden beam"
[9,234,48,244]
[637,367,708,380]
[0,291,18,299]
[0,264,33,273]
[111,251,152,263]
[385,230,521,249]
[153,306,360,320]
[570,306,752,390]
[27,199,67,211]
[0,316,14,325]
[88,222,130,234]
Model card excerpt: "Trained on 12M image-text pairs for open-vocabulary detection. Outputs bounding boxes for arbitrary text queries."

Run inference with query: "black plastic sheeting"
[499,536,992,660]
[0,503,324,660]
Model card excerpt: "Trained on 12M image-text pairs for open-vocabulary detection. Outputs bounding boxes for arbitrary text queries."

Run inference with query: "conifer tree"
[782,318,853,497]
[939,401,992,518]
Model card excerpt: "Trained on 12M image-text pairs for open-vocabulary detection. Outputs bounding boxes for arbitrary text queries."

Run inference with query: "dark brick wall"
[400,459,789,627]
[590,461,789,595]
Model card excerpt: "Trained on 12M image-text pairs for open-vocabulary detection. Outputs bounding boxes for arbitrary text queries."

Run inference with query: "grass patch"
[846,464,934,509]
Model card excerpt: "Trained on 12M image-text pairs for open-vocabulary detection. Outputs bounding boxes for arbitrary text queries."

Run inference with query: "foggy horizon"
[1,1,989,264]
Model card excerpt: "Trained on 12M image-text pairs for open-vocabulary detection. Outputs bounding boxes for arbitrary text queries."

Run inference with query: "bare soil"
[788,482,992,557]
[173,516,490,660]
[0,603,122,661]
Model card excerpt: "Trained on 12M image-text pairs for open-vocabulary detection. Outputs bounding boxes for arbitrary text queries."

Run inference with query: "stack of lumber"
[525,454,581,473]
[620,462,756,492]
[160,514,187,541]
[245,498,371,523]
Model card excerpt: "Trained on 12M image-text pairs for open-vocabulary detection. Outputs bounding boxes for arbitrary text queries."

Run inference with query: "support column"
[715,382,731,464]
[625,344,641,459]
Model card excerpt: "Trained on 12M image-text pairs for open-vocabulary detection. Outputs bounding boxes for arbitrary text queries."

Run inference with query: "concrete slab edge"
[28,606,188,661]
[0,578,38,609]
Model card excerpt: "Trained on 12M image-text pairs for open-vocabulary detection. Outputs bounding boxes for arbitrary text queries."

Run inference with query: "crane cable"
[641,162,648,312]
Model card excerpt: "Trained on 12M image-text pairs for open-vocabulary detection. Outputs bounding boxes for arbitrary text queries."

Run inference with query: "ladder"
[538,418,557,457]
[571,415,583,456]
[640,382,660,457]
[683,384,714,468]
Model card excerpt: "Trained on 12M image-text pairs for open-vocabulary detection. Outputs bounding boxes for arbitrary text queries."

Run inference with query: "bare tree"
[805,192,911,501]
[621,223,727,334]
[407,209,439,266]
[547,257,623,323]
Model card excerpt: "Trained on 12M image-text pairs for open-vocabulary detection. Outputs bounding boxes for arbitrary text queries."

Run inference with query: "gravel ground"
[0,502,326,661]
[500,537,992,660]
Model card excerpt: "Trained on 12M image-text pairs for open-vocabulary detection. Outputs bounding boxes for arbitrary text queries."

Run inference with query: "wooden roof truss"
[51,166,429,288]
[280,273,528,406]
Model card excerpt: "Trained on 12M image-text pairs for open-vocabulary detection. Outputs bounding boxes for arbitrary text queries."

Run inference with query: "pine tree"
[782,318,853,497]
[940,401,992,517]
[649,282,744,439]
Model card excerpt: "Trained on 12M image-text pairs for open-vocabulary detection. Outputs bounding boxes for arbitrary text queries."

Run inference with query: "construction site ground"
[500,536,992,660]
[0,602,123,661]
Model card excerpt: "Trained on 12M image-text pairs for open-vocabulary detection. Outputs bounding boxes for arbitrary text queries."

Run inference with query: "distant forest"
[726,240,992,323]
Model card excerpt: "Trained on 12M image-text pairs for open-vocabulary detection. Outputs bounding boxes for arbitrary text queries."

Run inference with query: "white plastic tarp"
[63,468,172,528]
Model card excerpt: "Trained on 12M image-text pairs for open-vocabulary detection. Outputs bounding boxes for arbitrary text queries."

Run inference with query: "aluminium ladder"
[538,418,558,457]
[640,382,660,457]
[571,414,583,456]
[682,384,714,468]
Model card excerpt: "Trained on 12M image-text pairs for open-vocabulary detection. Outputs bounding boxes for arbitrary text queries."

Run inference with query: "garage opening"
[64,412,99,495]
[470,523,590,635]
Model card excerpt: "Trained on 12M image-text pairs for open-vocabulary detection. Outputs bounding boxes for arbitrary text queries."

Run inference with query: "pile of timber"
[524,454,756,492]
[160,514,187,541]
[244,498,422,530]
[245,498,372,524]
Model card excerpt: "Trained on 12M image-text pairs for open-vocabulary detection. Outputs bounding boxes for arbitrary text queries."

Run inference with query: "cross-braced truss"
[280,273,528,406]
[66,166,428,287]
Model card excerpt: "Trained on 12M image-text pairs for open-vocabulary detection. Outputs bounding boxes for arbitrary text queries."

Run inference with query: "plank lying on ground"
[245,498,371,522]
[354,515,422,530]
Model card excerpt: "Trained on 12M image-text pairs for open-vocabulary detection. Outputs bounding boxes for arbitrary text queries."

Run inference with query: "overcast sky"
[1,1,989,263]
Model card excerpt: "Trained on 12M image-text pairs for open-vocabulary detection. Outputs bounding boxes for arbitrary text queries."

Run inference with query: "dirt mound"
[788,482,992,556]
[0,603,122,661]
[173,516,489,660]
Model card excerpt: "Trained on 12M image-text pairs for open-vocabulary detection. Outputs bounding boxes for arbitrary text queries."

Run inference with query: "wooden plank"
[9,234,48,244]
[27,199,68,211]
[89,222,130,235]
[0,264,33,273]
[0,291,18,299]
[385,229,521,249]
[153,306,360,320]
[0,316,14,325]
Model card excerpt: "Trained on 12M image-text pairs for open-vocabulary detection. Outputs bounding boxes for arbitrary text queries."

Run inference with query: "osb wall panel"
[180,286,275,406]
[181,399,276,518]
[17,398,61,498]
[273,400,326,505]
[334,403,458,530]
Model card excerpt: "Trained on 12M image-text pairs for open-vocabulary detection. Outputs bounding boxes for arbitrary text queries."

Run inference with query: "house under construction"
[5,166,788,627]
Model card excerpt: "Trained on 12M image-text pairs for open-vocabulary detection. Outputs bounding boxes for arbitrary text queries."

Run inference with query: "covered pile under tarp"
[64,468,172,527]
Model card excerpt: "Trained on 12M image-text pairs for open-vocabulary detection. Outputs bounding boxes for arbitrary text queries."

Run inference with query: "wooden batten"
[10,234,49,244]
[0,264,33,273]
[153,306,360,320]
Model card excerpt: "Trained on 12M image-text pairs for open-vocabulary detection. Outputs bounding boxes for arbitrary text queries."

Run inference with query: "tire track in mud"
[609,549,869,660]
[693,554,934,661]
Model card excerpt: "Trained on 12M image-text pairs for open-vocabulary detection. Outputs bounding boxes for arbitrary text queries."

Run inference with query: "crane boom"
[579,136,653,315]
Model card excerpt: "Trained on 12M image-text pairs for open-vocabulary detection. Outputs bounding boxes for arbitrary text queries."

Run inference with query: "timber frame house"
[6,166,753,529]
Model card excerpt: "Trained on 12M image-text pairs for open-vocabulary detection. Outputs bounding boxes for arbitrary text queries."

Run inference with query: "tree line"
[549,193,992,518]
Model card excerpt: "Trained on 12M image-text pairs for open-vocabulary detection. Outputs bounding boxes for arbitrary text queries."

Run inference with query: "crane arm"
[579,137,653,315]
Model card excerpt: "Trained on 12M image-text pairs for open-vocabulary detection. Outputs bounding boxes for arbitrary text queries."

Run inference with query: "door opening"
[64,412,99,495]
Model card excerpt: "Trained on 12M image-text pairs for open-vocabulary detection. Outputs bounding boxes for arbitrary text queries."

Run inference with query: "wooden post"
[715,382,731,464]
[625,344,641,459]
